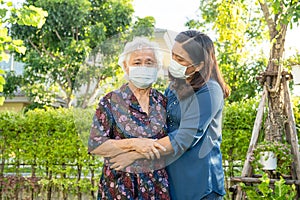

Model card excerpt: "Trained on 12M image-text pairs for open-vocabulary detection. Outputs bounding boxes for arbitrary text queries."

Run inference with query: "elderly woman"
[88,37,170,199]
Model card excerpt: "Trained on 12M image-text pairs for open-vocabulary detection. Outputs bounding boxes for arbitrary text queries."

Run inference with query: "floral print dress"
[88,84,170,200]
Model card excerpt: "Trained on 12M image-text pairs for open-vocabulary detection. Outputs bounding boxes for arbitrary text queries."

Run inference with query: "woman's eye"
[146,61,153,65]
[177,58,184,62]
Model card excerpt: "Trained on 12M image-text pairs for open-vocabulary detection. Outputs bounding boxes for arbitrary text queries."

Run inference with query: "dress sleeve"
[169,81,224,157]
[88,96,114,153]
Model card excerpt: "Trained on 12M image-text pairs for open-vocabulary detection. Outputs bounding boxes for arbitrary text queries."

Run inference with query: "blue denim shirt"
[165,79,226,200]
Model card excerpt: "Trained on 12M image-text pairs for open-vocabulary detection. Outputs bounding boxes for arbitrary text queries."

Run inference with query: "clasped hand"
[109,138,166,171]
[131,138,166,160]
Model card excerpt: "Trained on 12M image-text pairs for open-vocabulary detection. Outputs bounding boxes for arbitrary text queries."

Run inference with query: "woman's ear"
[194,61,204,72]
[123,61,129,74]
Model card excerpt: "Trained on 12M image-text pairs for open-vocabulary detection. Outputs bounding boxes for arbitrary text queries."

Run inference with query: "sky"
[133,0,199,33]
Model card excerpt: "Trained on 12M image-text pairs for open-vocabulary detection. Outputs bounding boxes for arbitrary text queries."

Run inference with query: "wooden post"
[231,176,300,185]
[282,76,300,198]
[234,86,267,200]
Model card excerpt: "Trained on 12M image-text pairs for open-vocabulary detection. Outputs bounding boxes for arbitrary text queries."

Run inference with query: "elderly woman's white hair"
[118,37,163,71]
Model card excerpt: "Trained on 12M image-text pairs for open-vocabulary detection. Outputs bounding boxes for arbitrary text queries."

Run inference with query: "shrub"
[0,107,102,199]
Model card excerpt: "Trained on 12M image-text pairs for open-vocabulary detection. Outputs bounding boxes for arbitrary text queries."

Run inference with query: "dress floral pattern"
[88,84,170,200]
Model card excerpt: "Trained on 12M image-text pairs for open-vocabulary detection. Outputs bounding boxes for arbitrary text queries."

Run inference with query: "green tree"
[186,0,299,102]
[2,71,23,98]
[187,0,263,102]
[254,2,300,181]
[0,0,47,105]
[10,0,155,108]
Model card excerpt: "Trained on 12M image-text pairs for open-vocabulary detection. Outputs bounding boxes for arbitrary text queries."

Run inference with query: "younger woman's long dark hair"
[169,30,230,100]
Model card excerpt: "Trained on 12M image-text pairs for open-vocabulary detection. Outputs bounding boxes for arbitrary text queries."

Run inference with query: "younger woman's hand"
[131,138,166,159]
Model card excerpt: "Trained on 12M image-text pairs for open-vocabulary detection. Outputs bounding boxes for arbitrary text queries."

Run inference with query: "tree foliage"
[10,0,155,108]
[186,0,300,102]
[2,71,23,98]
[0,0,47,105]
[0,69,4,104]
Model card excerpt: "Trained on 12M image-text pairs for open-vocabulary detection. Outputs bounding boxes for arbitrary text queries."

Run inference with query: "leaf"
[12,39,23,46]
[0,76,5,85]
[6,1,13,7]
[0,27,10,39]
[0,97,4,105]
[17,5,48,28]
[0,8,8,19]
[15,46,26,54]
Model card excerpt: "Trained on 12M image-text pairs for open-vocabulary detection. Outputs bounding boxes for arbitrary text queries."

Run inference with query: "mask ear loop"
[184,64,199,79]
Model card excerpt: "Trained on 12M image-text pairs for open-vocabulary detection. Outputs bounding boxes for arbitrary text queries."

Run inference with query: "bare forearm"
[90,137,172,159]
[109,151,147,170]
[157,136,174,155]
[90,139,135,157]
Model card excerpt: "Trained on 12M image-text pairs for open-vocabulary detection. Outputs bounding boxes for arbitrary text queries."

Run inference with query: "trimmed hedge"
[0,108,102,200]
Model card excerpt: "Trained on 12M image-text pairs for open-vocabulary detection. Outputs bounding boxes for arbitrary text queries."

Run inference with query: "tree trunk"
[260,0,288,142]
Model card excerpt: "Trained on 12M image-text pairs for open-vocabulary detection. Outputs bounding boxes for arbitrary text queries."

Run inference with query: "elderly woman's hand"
[131,138,166,160]
[109,151,138,171]
[109,150,160,171]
